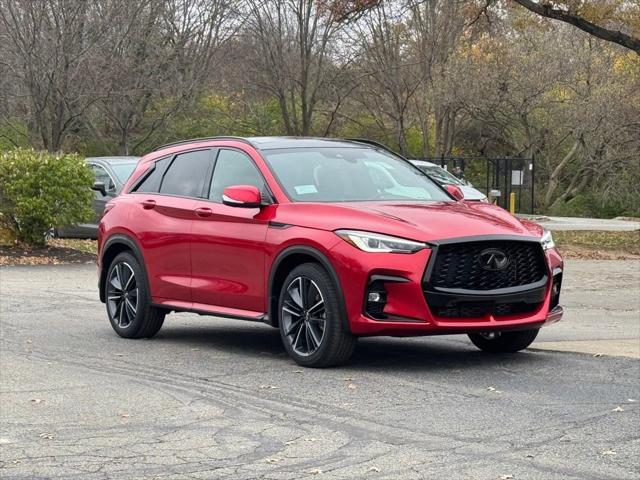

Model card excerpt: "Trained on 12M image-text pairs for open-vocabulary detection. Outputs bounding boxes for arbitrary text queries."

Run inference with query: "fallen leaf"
[368,466,381,473]
[309,468,322,475]
[258,384,278,390]
[612,406,625,412]
[30,398,43,404]
[39,433,53,440]
[347,383,358,390]
[601,449,616,456]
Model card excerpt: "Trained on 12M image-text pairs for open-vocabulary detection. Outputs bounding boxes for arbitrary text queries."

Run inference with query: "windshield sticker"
[294,184,318,195]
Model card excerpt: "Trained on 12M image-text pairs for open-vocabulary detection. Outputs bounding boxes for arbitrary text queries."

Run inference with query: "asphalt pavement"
[1,260,639,479]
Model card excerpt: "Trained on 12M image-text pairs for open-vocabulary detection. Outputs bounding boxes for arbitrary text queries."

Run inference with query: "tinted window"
[133,157,171,193]
[160,150,212,197]
[262,147,450,202]
[209,150,265,202]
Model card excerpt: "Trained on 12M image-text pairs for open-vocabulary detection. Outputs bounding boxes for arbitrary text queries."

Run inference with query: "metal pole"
[531,155,535,214]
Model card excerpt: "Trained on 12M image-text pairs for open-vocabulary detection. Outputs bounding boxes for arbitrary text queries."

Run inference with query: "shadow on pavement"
[152,318,549,372]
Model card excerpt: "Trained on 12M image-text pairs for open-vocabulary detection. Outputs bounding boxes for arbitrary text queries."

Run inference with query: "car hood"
[273,201,543,242]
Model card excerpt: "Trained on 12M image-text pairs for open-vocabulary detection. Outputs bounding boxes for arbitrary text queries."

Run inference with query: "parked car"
[55,157,139,239]
[409,159,487,201]
[97,137,563,367]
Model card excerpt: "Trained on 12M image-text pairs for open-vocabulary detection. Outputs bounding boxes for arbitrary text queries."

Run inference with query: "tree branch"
[512,0,640,54]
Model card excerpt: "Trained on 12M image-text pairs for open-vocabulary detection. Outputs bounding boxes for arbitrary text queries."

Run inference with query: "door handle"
[141,199,156,210]
[194,207,213,218]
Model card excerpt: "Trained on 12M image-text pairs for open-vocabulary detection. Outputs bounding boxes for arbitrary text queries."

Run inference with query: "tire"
[468,328,539,353]
[105,251,165,339]
[278,263,357,367]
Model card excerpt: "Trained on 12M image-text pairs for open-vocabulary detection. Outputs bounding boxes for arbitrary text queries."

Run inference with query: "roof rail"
[154,136,255,151]
[345,138,404,158]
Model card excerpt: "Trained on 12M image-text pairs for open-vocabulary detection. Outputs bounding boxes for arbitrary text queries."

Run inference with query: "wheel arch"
[99,234,147,303]
[268,245,349,332]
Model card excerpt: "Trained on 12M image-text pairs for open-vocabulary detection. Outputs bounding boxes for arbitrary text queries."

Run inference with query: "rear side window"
[133,157,171,193]
[160,150,213,197]
[209,149,265,202]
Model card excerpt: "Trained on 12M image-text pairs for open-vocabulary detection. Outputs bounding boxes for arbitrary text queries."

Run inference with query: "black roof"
[246,136,363,150]
[154,136,385,152]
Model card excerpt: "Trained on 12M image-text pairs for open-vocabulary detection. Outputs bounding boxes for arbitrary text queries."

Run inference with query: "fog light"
[365,281,388,319]
[368,292,383,302]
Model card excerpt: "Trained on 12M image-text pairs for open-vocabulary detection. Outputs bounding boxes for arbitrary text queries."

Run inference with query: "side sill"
[152,300,269,324]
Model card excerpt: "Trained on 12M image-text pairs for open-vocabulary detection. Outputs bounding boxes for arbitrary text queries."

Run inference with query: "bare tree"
[0,0,126,151]
[87,0,237,154]
[245,0,343,136]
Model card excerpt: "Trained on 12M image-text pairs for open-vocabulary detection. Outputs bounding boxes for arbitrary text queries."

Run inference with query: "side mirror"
[91,181,107,197]
[222,185,262,208]
[445,184,464,201]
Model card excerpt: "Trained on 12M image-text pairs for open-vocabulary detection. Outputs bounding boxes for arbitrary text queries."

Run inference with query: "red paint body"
[98,138,563,336]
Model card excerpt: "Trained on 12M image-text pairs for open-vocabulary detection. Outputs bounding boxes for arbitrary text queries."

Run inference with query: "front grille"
[428,240,546,291]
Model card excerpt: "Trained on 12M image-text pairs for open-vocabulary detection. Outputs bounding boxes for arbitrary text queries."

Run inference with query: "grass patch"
[554,230,640,257]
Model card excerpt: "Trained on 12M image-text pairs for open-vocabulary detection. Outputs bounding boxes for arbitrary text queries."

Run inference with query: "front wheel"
[105,251,165,339]
[468,329,539,353]
[278,263,357,367]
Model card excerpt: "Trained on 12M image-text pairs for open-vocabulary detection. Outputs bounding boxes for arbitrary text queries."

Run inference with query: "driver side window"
[209,149,265,202]
[90,164,115,196]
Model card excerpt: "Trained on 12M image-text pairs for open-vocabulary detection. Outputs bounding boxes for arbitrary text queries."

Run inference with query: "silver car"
[409,160,487,202]
[54,156,139,239]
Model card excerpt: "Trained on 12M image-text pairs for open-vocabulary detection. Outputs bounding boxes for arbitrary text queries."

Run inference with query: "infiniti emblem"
[478,248,510,271]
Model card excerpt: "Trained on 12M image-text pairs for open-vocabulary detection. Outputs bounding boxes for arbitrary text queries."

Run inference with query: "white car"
[409,160,488,202]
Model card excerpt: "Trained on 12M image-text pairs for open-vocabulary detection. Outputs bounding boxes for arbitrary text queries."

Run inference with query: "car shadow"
[154,317,550,373]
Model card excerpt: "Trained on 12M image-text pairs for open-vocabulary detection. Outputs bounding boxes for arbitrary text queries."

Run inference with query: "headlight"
[541,229,555,250]
[335,230,428,253]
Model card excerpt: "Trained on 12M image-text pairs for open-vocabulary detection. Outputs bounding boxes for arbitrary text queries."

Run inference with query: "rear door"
[130,149,215,304]
[190,148,270,313]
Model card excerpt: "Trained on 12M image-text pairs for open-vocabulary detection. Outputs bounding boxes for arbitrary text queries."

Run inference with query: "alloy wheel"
[107,262,138,328]
[281,276,326,356]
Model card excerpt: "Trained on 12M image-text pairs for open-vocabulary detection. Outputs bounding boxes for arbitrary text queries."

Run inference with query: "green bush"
[0,148,94,246]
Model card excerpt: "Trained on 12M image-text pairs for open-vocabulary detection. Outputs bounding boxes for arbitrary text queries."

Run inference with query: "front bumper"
[329,239,564,336]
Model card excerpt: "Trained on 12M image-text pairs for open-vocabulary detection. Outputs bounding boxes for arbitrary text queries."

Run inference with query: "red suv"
[97,137,563,367]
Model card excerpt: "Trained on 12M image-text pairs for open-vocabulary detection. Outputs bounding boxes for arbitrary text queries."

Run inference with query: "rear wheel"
[105,251,165,339]
[278,263,356,367]
[468,329,539,353]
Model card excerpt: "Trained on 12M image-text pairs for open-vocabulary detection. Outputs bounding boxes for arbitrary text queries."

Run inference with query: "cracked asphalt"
[1,260,639,479]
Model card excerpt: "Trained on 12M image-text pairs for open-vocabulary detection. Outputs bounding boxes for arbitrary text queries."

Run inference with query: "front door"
[190,148,270,314]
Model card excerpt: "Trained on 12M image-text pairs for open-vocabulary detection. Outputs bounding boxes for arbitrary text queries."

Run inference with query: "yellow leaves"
[613,52,640,78]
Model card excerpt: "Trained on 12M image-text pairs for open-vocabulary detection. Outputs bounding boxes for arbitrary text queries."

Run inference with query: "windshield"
[262,147,451,202]
[414,164,463,186]
[110,162,138,183]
